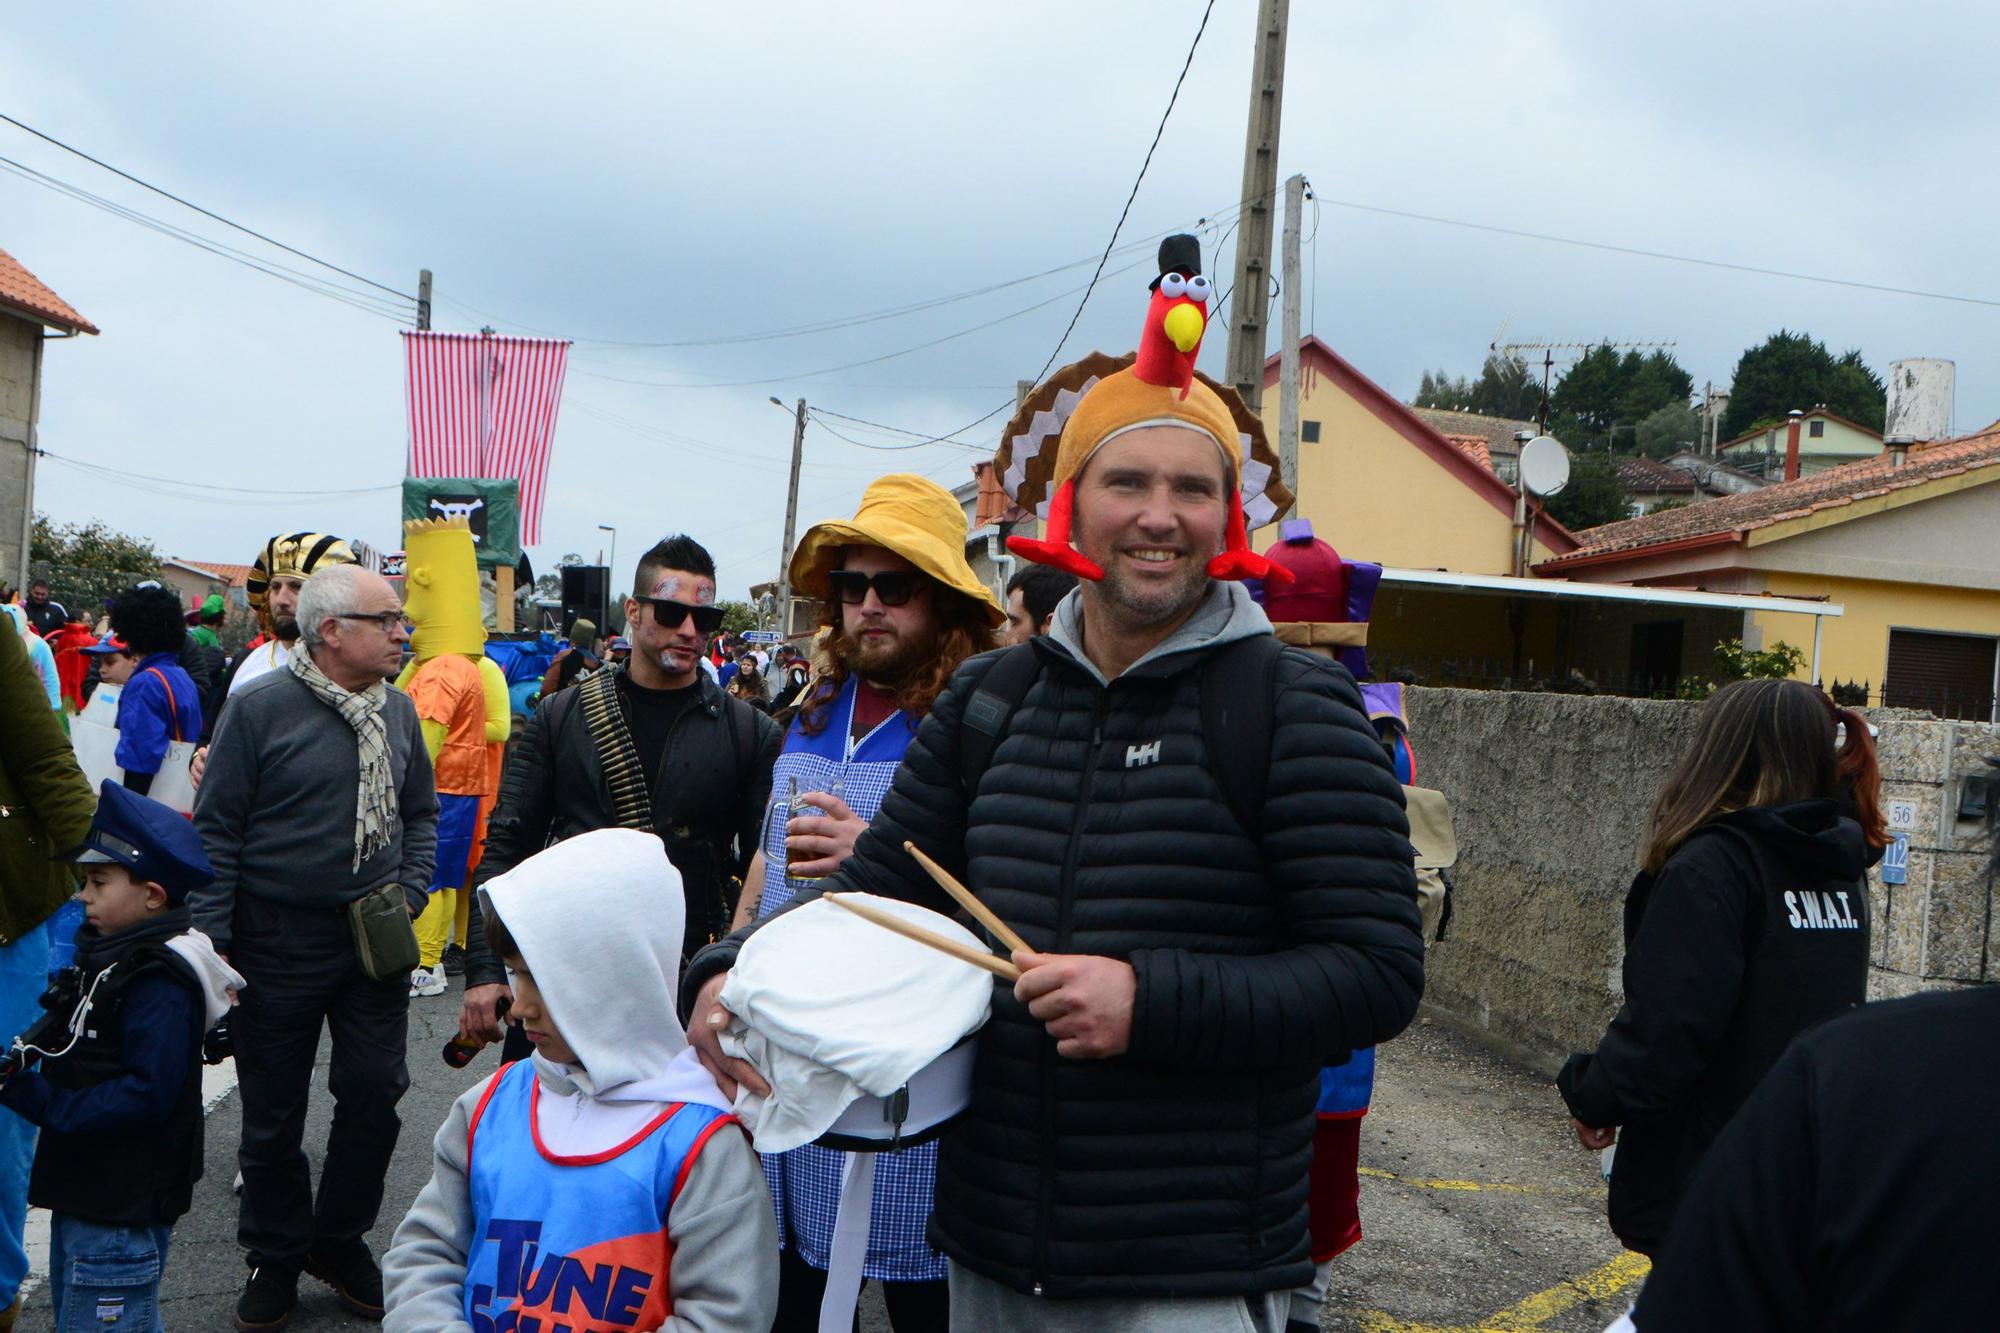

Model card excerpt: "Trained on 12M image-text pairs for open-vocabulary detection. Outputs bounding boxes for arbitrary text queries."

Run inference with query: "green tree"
[1548,345,1693,451]
[1541,451,1632,531]
[27,513,166,616]
[1412,354,1542,420]
[1720,332,1886,438]
[717,600,758,635]
[1635,402,1701,459]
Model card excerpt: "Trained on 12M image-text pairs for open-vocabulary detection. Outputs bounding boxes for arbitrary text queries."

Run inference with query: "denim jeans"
[0,920,51,1306]
[48,1213,172,1332]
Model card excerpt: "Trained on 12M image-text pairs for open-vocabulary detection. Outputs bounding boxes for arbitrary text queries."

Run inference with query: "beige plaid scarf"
[291,647,397,871]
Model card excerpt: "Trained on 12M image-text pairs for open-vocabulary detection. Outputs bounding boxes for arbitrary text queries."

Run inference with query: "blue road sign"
[1881,832,1910,886]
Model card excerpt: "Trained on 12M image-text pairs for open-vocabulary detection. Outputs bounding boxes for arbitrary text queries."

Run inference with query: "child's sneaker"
[408,967,447,998]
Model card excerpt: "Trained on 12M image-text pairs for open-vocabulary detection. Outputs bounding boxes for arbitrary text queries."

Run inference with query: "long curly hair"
[109,585,190,657]
[797,581,998,737]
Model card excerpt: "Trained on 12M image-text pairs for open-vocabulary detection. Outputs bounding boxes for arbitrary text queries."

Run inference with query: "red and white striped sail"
[403,331,570,544]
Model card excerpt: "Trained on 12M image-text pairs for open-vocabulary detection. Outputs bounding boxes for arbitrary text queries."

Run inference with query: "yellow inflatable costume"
[395,518,511,990]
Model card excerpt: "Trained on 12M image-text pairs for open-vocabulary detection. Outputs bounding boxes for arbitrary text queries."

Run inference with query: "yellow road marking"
[1353,1251,1651,1333]
[1356,1166,1605,1201]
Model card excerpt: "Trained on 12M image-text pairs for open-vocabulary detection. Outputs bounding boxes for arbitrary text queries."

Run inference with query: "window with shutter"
[1884,629,1997,721]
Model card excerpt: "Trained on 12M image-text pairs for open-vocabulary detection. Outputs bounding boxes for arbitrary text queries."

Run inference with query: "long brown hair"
[1641,679,1887,872]
[796,579,998,737]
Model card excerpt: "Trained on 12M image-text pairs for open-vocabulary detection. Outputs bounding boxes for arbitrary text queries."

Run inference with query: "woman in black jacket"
[1558,678,1885,1257]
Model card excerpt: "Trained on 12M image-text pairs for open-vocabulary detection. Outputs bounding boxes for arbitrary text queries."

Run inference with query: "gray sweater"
[190,666,438,952]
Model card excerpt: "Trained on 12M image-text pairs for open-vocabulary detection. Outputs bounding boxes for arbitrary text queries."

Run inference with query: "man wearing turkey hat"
[688,235,1422,1330]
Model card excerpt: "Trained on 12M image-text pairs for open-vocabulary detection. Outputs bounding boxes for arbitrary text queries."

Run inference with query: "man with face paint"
[460,534,780,1058]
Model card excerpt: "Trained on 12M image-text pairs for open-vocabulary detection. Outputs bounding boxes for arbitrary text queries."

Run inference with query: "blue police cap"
[52,781,215,903]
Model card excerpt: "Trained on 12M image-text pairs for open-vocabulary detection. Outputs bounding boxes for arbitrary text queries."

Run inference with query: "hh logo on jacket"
[1125,740,1162,768]
[1784,890,1861,931]
[469,1218,669,1333]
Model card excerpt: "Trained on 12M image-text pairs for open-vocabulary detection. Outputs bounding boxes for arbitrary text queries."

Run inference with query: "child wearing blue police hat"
[0,781,243,1332]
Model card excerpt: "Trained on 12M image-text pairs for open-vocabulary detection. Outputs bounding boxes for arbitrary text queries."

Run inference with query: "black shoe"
[442,944,466,977]
[305,1242,384,1320]
[235,1265,299,1331]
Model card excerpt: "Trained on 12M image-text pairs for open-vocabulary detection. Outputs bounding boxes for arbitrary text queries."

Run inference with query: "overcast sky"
[7,1,1997,598]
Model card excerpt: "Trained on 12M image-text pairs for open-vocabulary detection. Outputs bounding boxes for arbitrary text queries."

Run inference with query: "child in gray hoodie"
[383,829,777,1333]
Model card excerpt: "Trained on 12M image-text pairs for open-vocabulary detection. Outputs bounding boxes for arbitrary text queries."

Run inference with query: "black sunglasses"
[635,596,726,634]
[827,570,924,607]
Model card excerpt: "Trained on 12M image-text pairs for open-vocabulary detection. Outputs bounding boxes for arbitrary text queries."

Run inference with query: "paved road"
[21,985,1638,1330]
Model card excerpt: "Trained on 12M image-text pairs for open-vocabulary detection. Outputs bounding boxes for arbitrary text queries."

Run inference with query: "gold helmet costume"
[246,532,357,630]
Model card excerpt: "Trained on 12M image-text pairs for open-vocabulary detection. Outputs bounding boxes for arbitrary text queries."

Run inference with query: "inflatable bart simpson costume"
[394,517,510,983]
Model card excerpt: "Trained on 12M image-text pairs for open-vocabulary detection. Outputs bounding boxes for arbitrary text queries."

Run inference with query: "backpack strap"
[1198,635,1284,842]
[146,667,187,744]
[956,644,1045,801]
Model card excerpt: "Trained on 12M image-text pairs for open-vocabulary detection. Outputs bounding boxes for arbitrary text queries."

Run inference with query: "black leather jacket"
[466,665,779,983]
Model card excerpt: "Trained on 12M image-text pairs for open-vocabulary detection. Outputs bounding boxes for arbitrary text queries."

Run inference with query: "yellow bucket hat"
[789,474,1005,628]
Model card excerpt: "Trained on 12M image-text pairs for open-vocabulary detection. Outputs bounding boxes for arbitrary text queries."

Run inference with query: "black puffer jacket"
[1558,800,1871,1256]
[687,588,1423,1299]
[468,665,779,977]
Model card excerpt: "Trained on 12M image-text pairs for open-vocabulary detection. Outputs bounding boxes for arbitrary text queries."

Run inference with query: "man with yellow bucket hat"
[733,473,1001,1331]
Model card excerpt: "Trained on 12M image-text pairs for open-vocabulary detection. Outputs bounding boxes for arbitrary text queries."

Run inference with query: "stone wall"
[1401,685,1998,1071]
[0,316,38,589]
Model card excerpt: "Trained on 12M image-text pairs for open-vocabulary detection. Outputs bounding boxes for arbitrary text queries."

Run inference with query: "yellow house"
[1719,407,1881,478]
[1255,337,1576,574]
[1536,427,2000,719]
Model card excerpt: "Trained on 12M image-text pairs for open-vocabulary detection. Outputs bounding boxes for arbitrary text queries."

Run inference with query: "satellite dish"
[1519,435,1572,497]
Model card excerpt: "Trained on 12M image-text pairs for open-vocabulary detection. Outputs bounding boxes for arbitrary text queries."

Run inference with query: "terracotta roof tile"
[1410,407,1534,454]
[1443,433,1493,472]
[1616,456,1697,492]
[0,245,97,334]
[1543,429,2000,566]
[178,560,258,588]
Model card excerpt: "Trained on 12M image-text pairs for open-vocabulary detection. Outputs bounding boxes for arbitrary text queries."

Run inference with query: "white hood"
[477,827,699,1096]
[164,929,247,1028]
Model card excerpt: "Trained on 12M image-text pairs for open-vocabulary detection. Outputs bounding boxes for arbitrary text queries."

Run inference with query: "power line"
[566,253,1156,391]
[0,111,415,301]
[38,450,400,505]
[0,155,410,321]
[1030,0,1219,383]
[1316,194,2000,311]
[806,409,990,453]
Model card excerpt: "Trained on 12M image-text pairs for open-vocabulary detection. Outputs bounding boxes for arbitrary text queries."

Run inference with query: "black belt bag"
[347,883,420,981]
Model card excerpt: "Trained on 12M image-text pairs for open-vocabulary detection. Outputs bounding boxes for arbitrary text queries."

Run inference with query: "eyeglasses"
[333,611,408,631]
[635,597,726,634]
[827,570,923,607]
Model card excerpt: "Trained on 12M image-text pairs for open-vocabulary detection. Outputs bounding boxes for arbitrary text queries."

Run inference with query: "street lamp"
[597,524,617,597]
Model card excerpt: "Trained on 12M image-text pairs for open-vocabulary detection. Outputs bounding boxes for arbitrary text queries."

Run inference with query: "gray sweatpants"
[949,1262,1291,1332]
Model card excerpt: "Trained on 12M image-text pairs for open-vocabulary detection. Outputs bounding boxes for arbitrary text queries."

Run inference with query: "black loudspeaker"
[560,565,610,641]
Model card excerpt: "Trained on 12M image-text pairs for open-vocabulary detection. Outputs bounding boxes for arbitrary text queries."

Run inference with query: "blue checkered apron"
[755,677,944,1282]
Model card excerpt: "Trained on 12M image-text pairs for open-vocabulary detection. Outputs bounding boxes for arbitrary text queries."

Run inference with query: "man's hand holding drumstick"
[905,842,1135,1062]
[1012,951,1135,1060]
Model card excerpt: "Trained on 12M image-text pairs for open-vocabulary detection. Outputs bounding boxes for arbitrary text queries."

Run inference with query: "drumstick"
[903,841,1031,956]
[826,894,1022,982]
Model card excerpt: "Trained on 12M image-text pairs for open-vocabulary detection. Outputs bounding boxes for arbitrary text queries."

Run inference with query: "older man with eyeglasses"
[458,533,780,1061]
[190,562,439,1329]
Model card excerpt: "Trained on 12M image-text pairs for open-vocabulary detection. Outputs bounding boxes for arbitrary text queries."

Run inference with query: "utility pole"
[1224,0,1290,414]
[417,269,432,331]
[1277,174,1303,519]
[777,397,807,641]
